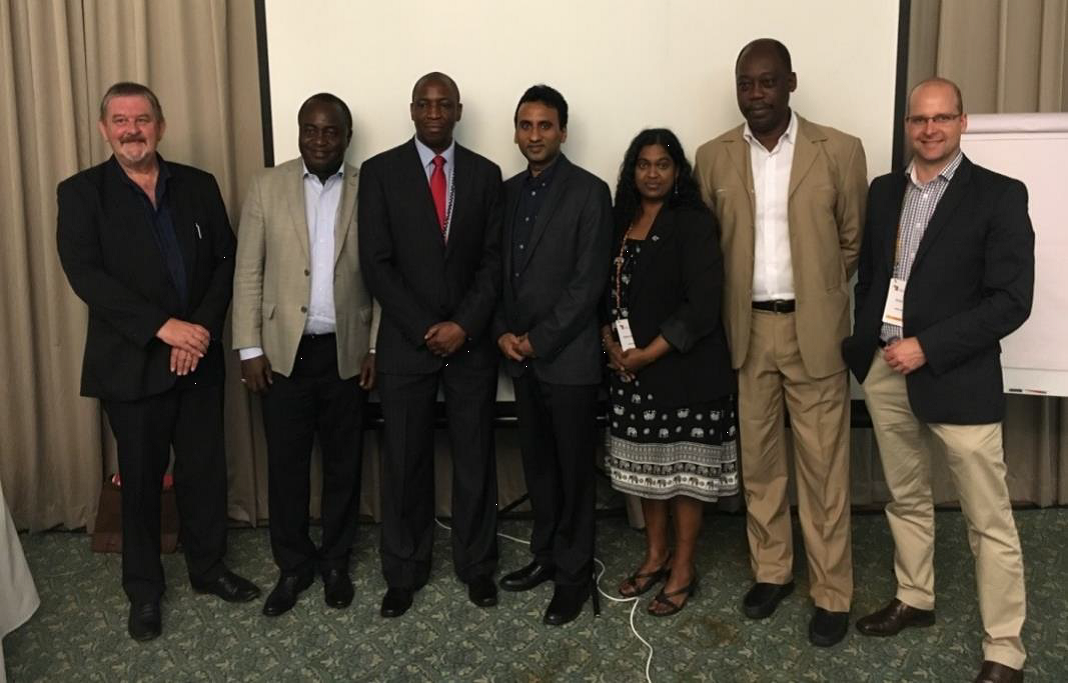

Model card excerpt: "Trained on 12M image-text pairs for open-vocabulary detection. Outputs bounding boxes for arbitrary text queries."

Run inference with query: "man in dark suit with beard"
[358,72,503,617]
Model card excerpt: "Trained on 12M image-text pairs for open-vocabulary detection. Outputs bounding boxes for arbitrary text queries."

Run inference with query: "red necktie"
[430,155,447,236]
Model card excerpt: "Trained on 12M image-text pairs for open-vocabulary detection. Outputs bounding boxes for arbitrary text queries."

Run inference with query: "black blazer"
[603,205,736,407]
[358,139,503,374]
[494,156,613,385]
[56,156,235,401]
[842,155,1034,424]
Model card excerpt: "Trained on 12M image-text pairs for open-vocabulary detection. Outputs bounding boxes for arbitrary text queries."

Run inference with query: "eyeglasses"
[905,113,961,127]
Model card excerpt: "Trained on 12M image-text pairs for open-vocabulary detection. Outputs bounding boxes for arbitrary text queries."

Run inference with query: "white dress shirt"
[239,162,344,361]
[744,110,798,301]
[413,136,456,240]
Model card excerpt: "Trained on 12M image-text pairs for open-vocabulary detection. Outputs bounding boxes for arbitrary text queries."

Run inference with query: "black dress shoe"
[322,568,354,609]
[975,660,1024,683]
[808,607,849,647]
[855,598,935,636]
[500,560,555,592]
[262,572,314,617]
[128,601,161,641]
[742,581,794,619]
[543,583,593,626]
[192,570,261,603]
[380,587,414,618]
[467,575,498,607]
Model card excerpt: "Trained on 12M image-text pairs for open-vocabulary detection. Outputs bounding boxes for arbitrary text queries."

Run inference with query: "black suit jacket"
[602,205,736,406]
[358,139,503,374]
[842,155,1034,424]
[56,156,236,401]
[494,156,612,385]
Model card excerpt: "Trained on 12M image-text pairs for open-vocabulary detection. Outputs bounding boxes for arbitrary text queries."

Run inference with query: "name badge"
[881,277,906,326]
[614,319,636,351]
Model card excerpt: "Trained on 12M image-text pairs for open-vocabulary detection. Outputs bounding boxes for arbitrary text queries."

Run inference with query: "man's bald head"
[411,72,460,103]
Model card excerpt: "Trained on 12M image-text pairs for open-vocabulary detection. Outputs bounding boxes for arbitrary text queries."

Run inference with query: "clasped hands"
[497,332,535,362]
[604,336,653,382]
[425,321,467,358]
[157,317,209,376]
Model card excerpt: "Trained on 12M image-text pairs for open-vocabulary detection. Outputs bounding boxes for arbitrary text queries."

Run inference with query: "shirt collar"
[906,150,964,187]
[742,109,798,151]
[524,154,562,186]
[414,136,456,170]
[301,159,345,182]
[115,153,170,201]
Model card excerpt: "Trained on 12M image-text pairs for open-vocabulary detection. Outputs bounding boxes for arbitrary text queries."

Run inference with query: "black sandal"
[618,561,671,598]
[647,579,698,617]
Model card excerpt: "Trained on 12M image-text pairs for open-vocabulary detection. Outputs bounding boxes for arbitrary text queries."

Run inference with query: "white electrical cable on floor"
[435,517,656,683]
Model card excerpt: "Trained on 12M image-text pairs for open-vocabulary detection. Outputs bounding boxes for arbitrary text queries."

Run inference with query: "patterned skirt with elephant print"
[604,379,740,504]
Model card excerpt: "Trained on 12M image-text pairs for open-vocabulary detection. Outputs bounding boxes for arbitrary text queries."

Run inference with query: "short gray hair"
[99,82,164,122]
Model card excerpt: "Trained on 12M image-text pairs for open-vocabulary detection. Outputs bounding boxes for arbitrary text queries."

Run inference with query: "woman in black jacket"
[603,129,738,616]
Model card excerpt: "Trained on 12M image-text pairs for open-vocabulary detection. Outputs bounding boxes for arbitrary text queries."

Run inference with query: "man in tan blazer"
[232,93,377,617]
[694,39,867,647]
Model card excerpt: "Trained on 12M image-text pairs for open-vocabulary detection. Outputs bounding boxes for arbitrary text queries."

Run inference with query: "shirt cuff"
[238,347,265,361]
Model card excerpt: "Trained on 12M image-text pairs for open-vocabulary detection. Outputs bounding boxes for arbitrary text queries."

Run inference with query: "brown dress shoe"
[975,661,1023,683]
[855,598,935,636]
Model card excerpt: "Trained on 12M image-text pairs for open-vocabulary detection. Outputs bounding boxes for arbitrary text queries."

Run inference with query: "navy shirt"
[511,159,559,277]
[118,156,188,310]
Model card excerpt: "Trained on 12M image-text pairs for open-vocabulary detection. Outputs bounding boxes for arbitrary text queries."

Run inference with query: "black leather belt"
[752,299,795,313]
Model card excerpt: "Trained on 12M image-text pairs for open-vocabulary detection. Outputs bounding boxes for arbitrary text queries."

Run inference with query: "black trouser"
[261,334,367,575]
[377,363,498,588]
[512,374,599,586]
[103,383,228,604]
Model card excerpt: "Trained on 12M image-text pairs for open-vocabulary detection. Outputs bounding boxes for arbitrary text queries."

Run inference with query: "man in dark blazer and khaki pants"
[56,82,259,642]
[358,72,503,617]
[844,78,1032,683]
[495,85,612,625]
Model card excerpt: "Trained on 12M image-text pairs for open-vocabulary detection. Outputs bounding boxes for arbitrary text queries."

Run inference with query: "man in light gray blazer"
[232,93,377,617]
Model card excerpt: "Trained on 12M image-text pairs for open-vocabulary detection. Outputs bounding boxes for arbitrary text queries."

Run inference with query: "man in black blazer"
[358,72,503,617]
[842,78,1032,683]
[494,85,612,625]
[56,82,259,642]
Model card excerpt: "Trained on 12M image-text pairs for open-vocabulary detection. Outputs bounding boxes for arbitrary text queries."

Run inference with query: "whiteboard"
[961,113,1068,397]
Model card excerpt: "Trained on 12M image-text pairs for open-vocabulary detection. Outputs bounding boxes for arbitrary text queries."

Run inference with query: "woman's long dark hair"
[613,128,704,230]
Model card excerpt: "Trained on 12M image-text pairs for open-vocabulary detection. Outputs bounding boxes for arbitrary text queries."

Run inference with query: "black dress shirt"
[120,158,188,309]
[510,159,559,276]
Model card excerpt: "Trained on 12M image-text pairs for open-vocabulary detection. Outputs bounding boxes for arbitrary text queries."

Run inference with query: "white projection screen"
[261,0,904,401]
[262,1,901,183]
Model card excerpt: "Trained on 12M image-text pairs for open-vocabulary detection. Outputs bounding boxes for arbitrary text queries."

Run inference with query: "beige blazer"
[694,115,867,379]
[232,158,378,379]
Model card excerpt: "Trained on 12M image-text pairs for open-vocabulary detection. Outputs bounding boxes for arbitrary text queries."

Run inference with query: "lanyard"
[613,224,635,318]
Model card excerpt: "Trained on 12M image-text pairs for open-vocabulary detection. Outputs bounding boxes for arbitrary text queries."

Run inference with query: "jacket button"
[300,306,307,313]
[304,269,310,276]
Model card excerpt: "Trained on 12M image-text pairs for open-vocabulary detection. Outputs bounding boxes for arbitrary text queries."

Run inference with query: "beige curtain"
[862,0,1068,506]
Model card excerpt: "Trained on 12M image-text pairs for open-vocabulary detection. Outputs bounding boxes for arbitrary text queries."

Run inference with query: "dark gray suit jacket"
[494,155,613,385]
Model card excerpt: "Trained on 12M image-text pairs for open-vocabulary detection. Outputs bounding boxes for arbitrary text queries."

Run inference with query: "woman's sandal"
[618,561,672,598]
[647,579,698,617]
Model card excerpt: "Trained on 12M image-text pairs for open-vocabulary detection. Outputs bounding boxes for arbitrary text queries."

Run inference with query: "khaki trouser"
[862,351,1026,669]
[739,310,853,612]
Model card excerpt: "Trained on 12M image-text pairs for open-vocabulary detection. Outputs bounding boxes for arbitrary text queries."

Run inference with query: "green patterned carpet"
[6,509,1068,681]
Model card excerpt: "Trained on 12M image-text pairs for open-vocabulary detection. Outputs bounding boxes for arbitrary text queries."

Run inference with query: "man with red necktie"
[358,72,504,618]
